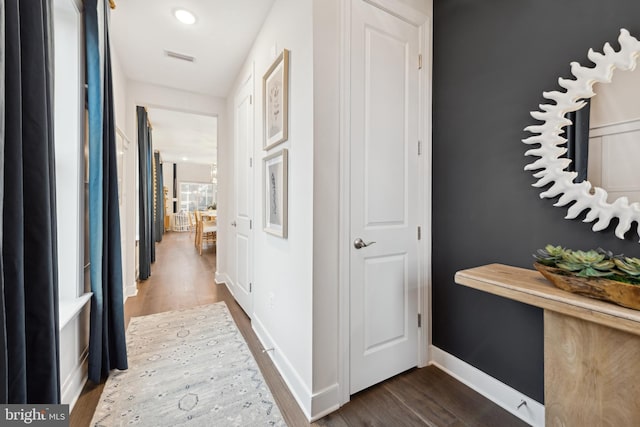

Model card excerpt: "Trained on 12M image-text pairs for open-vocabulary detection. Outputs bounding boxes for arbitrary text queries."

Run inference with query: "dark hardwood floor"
[313,366,529,427]
[70,231,528,427]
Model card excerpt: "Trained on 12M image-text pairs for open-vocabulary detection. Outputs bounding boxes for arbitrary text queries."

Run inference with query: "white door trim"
[337,0,433,406]
[231,64,256,317]
[417,1,434,371]
[364,0,429,25]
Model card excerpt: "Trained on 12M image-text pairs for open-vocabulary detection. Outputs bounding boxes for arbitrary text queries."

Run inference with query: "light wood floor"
[70,231,528,427]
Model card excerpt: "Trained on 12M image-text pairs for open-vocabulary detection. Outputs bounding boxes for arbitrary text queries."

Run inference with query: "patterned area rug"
[91,302,286,426]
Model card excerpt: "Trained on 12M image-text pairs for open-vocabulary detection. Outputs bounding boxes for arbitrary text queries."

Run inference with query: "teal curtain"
[86,0,127,383]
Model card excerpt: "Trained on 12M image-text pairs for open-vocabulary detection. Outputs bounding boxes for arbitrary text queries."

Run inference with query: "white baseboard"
[215,271,229,285]
[125,281,138,298]
[430,346,544,427]
[61,349,89,411]
[216,273,235,301]
[251,313,312,421]
[310,384,340,422]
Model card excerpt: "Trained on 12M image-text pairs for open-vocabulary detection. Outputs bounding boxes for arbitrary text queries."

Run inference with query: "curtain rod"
[109,0,116,10]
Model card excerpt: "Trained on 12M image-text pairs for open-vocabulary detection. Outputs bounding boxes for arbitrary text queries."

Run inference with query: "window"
[53,0,84,301]
[179,182,216,212]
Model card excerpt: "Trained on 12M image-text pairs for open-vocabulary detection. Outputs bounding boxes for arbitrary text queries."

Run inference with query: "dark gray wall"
[432,0,640,403]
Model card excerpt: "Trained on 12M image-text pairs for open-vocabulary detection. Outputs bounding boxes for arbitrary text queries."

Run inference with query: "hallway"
[70,231,527,427]
[70,231,308,426]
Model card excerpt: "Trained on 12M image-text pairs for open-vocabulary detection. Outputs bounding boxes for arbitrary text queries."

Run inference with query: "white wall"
[222,0,315,417]
[162,162,174,214]
[251,0,315,412]
[176,162,213,183]
[112,38,128,132]
[123,81,227,151]
[110,29,135,298]
[310,0,341,416]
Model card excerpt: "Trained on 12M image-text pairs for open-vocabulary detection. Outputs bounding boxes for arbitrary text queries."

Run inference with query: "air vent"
[164,50,195,63]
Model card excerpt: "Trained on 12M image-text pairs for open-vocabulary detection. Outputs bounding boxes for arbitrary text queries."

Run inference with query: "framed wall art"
[263,49,289,150]
[263,149,288,238]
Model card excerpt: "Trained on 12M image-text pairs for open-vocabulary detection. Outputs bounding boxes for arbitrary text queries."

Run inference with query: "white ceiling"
[110,0,276,164]
[147,107,217,165]
[110,0,274,97]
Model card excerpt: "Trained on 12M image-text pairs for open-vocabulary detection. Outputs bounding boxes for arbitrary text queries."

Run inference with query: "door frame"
[337,0,433,405]
[230,65,256,316]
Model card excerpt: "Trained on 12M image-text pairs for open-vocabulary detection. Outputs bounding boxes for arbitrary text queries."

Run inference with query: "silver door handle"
[231,221,237,227]
[353,238,376,249]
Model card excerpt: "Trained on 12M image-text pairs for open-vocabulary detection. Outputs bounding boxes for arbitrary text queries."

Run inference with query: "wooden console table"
[455,264,640,426]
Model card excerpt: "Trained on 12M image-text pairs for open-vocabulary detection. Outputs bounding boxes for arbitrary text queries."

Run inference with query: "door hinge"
[418,140,422,155]
[250,283,252,292]
[250,219,253,230]
[418,54,423,70]
[418,226,422,240]
[250,95,253,105]
[418,313,422,328]
[249,157,253,167]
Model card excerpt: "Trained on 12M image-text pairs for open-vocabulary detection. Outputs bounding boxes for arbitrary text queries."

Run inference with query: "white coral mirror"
[524,29,640,241]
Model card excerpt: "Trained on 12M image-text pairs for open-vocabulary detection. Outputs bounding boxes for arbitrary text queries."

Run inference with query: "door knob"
[231,221,237,227]
[354,238,375,249]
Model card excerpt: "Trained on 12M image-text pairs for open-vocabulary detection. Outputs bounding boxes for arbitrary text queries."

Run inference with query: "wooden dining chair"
[188,211,196,236]
[194,210,202,248]
[199,219,217,255]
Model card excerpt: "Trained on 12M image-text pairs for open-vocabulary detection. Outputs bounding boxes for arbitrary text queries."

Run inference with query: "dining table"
[199,210,217,221]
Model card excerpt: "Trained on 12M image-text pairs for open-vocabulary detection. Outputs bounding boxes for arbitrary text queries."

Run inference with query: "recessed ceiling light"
[174,9,196,25]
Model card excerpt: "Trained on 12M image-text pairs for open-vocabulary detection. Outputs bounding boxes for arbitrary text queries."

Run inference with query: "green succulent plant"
[533,244,566,266]
[534,244,640,285]
[556,250,615,278]
[614,257,640,277]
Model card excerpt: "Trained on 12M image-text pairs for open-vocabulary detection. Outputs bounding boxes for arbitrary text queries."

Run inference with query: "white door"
[349,0,421,394]
[233,71,254,316]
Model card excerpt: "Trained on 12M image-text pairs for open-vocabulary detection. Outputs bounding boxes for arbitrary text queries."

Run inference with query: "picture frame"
[263,149,288,238]
[263,49,289,150]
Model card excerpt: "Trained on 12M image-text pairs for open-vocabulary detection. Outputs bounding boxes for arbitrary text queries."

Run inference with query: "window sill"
[59,293,92,330]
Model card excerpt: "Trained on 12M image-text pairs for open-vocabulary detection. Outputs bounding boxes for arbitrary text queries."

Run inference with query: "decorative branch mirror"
[524,29,640,241]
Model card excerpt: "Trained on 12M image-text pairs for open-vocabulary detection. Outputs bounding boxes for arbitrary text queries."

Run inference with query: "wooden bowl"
[533,262,640,311]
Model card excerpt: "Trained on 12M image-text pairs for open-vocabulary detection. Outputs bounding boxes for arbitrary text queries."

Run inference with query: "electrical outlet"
[268,292,275,309]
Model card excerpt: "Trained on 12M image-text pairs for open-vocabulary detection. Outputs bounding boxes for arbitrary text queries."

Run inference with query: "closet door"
[349,0,421,394]
[232,70,255,316]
